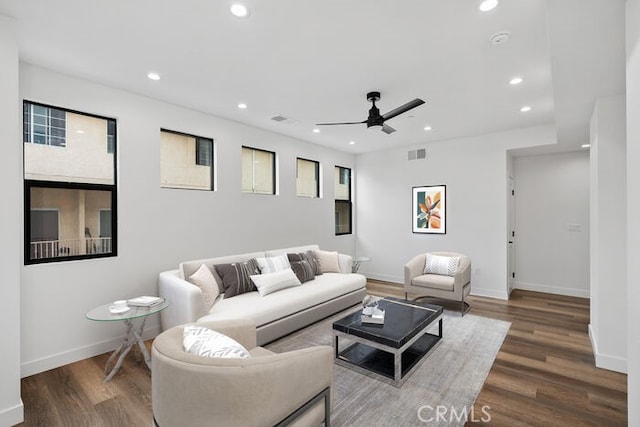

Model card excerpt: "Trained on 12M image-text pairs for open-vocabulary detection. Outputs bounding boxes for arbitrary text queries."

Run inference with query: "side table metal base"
[103,317,151,382]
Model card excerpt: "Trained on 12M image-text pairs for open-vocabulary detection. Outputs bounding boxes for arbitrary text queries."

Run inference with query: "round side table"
[352,256,371,273]
[86,299,169,382]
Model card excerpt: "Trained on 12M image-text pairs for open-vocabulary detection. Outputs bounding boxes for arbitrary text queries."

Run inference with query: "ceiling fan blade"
[316,120,366,126]
[381,124,396,134]
[381,98,425,121]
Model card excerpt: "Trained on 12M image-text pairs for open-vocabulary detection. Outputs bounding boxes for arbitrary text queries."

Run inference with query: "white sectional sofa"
[158,244,367,345]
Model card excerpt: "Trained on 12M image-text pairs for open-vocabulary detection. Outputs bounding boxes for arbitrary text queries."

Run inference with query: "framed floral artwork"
[412,185,446,234]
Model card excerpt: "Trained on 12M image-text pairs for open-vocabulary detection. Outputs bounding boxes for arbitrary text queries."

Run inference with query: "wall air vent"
[408,148,427,161]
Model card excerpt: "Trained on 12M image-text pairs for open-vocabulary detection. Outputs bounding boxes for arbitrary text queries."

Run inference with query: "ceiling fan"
[316,91,425,134]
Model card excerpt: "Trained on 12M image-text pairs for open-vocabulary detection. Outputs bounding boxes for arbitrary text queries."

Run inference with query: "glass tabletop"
[86,298,169,322]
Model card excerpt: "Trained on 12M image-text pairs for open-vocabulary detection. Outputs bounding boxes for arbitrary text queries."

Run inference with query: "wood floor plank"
[16,282,627,426]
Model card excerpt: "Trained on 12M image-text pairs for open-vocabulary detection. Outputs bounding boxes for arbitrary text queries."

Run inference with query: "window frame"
[334,165,352,235]
[241,145,276,195]
[160,128,215,191]
[296,157,320,198]
[23,102,67,147]
[23,100,118,265]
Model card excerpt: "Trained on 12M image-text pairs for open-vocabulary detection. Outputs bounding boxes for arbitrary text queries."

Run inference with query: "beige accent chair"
[404,252,471,316]
[152,318,333,427]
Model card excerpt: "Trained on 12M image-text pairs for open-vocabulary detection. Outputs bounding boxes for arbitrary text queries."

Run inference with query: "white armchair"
[404,252,471,316]
[152,318,332,426]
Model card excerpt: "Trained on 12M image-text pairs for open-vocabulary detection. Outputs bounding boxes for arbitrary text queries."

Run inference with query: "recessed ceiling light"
[76,130,85,134]
[509,77,523,85]
[349,141,355,145]
[581,144,591,148]
[423,126,432,131]
[147,72,161,81]
[520,106,531,112]
[237,103,247,109]
[230,3,249,18]
[312,128,320,133]
[479,0,499,12]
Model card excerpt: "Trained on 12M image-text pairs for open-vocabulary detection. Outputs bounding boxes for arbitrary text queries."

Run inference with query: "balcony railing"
[30,238,112,260]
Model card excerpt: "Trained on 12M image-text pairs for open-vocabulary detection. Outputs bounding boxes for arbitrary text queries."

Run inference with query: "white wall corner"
[589,324,628,374]
[0,401,24,427]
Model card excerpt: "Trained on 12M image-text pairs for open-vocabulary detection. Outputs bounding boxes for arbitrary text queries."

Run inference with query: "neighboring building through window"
[296,158,320,198]
[24,101,117,264]
[335,166,352,235]
[23,103,66,147]
[242,146,275,194]
[160,129,214,191]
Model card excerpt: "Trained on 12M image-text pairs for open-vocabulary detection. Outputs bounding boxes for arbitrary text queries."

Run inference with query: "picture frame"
[412,185,446,234]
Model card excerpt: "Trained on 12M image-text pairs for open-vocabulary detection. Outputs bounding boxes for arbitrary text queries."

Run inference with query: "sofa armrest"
[337,253,353,274]
[158,270,207,331]
[404,254,426,289]
[196,318,257,350]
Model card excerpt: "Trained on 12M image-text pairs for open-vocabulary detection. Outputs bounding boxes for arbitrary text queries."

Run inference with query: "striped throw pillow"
[423,254,460,277]
[183,326,250,358]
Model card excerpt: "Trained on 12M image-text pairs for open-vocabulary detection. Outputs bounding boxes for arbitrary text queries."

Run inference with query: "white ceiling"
[0,0,625,154]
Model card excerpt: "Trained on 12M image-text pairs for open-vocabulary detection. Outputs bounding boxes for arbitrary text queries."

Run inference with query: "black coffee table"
[332,297,443,386]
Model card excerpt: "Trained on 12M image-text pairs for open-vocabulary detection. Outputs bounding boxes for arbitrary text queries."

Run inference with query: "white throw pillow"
[424,254,460,277]
[183,325,250,358]
[314,250,341,273]
[255,254,291,274]
[188,264,220,309]
[250,268,302,296]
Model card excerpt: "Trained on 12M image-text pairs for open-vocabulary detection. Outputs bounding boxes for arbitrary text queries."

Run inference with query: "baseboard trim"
[362,271,403,284]
[514,281,590,298]
[588,324,627,373]
[0,400,24,426]
[470,287,509,300]
[21,325,161,378]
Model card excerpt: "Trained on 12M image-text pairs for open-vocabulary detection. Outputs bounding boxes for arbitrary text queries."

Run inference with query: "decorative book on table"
[361,307,385,325]
[128,296,164,307]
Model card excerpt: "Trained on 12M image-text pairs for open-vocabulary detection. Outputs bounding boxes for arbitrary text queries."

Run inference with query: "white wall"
[513,151,590,297]
[589,94,627,373]
[0,15,24,426]
[19,64,356,376]
[626,0,640,422]
[355,125,556,299]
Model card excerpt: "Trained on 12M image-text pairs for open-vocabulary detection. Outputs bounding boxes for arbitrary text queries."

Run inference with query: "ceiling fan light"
[367,123,383,132]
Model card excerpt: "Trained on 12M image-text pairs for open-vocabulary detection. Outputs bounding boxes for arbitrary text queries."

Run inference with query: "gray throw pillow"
[287,251,322,276]
[290,260,315,283]
[214,259,260,298]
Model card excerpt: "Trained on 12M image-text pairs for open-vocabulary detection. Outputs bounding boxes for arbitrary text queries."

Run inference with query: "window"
[242,146,275,194]
[296,158,319,198]
[335,166,352,235]
[160,129,214,191]
[24,103,66,147]
[24,101,117,264]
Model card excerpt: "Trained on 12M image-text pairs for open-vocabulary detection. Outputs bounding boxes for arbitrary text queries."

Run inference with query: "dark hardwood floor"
[17,281,627,426]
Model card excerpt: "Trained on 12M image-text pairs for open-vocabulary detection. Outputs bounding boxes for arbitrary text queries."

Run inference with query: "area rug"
[266,306,510,426]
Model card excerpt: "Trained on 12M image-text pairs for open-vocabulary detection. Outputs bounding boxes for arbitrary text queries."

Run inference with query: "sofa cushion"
[423,254,460,277]
[289,260,315,283]
[412,274,455,291]
[314,250,341,273]
[183,325,250,358]
[188,264,220,309]
[198,273,366,327]
[255,254,291,274]
[250,268,301,296]
[215,259,260,298]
